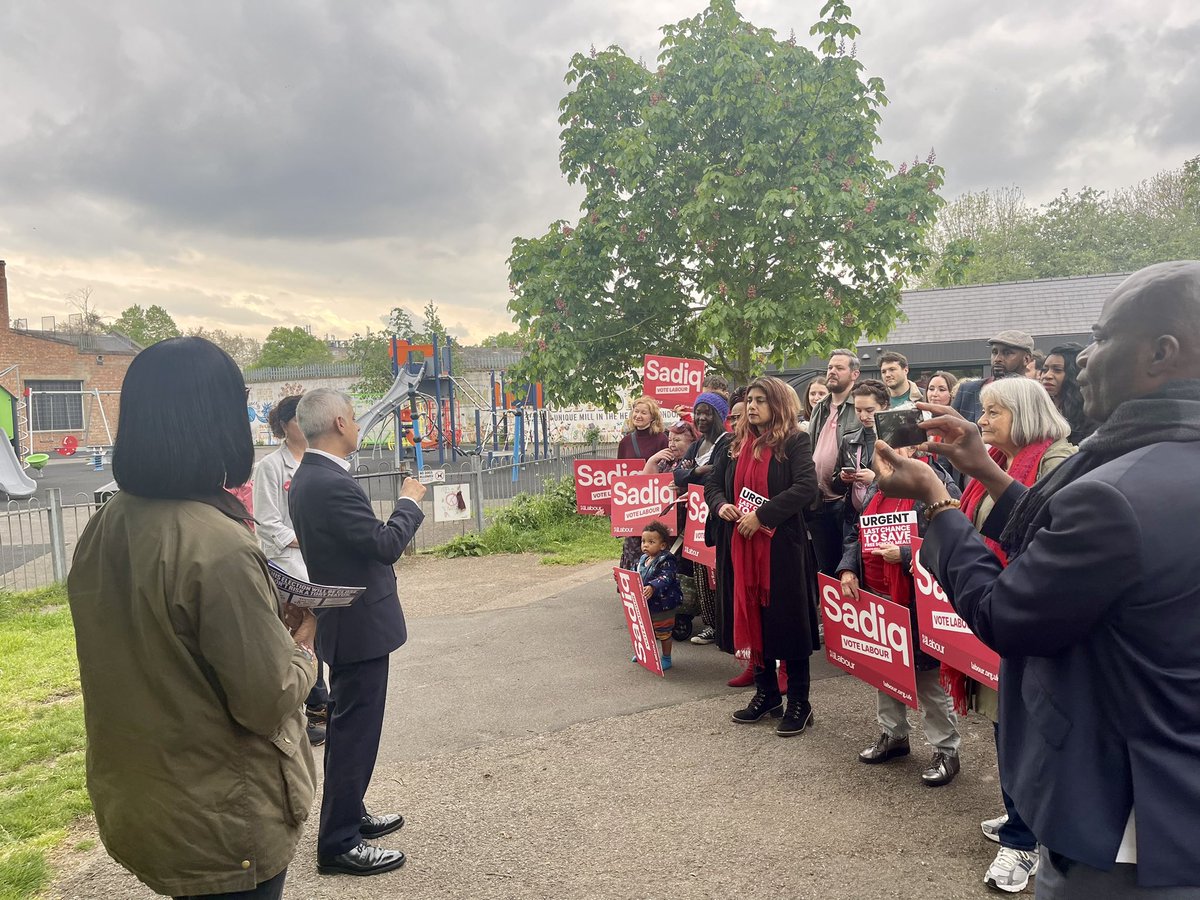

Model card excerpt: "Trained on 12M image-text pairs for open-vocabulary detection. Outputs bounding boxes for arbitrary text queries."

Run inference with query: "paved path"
[51,562,1012,899]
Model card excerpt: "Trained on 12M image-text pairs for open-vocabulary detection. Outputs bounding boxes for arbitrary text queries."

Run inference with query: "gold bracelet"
[923,498,961,523]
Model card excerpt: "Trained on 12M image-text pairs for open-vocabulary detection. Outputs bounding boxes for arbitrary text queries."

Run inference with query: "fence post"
[47,488,68,582]
[469,469,485,533]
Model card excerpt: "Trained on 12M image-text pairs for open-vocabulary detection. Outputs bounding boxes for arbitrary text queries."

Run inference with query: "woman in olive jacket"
[68,338,317,900]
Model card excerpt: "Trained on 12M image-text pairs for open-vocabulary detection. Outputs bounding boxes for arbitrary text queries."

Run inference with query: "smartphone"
[874,408,926,448]
[840,466,858,475]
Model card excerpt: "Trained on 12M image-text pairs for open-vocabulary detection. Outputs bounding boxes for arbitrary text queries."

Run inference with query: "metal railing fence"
[0,445,619,591]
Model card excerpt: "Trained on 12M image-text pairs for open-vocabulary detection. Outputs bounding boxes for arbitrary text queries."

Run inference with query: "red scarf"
[731,438,773,667]
[861,493,915,607]
[944,438,1052,711]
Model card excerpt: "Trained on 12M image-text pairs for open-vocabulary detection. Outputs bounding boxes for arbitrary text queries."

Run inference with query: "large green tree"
[926,158,1200,286]
[113,304,181,346]
[255,326,334,368]
[506,0,944,403]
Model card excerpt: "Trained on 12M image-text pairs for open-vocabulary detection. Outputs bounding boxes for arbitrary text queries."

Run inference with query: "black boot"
[775,698,814,736]
[731,689,784,723]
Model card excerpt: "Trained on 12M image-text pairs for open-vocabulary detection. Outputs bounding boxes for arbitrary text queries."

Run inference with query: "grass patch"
[433,476,621,565]
[0,584,90,900]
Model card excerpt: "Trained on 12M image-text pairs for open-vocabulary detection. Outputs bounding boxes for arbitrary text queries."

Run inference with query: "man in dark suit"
[873,261,1200,896]
[289,388,426,877]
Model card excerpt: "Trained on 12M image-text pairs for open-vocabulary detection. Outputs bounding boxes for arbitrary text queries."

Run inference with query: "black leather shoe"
[858,733,910,764]
[731,690,784,723]
[775,700,814,737]
[317,841,406,876]
[360,813,405,839]
[920,750,961,786]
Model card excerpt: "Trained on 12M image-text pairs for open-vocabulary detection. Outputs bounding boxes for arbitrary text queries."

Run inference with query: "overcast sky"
[1,1,1196,343]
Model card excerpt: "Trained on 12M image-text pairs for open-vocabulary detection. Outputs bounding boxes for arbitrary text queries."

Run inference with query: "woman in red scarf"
[706,376,821,736]
[836,446,963,786]
[954,376,1076,893]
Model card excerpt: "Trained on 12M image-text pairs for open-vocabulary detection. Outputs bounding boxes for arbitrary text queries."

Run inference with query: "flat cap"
[988,329,1035,352]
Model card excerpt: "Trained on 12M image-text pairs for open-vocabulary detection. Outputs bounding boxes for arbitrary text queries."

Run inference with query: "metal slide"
[354,361,427,448]
[0,430,37,499]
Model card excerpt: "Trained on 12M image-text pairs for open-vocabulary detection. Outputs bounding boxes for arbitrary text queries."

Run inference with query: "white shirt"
[305,448,352,471]
[1116,810,1136,864]
[252,445,307,576]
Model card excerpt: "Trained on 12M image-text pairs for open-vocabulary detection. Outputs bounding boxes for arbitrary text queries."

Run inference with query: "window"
[26,380,84,432]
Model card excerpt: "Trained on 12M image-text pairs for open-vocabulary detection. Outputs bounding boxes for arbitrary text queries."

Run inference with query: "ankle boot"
[775,698,814,736]
[731,689,784,724]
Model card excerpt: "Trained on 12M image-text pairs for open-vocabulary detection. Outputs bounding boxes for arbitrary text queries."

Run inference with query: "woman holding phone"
[706,376,821,735]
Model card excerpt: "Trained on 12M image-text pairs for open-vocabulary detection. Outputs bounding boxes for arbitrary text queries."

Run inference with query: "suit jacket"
[288,453,424,666]
[923,441,1200,887]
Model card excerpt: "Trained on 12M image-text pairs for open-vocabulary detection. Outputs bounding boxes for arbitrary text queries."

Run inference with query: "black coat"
[705,431,821,661]
[288,453,424,665]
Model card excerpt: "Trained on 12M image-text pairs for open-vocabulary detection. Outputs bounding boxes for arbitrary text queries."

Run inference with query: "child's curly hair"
[641,521,672,543]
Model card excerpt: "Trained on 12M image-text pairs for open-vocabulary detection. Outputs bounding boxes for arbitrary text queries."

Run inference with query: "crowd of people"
[612,261,1200,898]
[60,261,1200,899]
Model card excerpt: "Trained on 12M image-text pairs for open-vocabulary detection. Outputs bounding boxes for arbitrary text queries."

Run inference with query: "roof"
[887,273,1128,345]
[11,328,141,355]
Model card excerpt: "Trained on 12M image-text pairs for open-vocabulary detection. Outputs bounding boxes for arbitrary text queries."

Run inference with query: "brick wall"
[0,261,135,452]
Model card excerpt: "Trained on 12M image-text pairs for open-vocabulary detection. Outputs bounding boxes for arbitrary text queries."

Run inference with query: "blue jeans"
[995,722,1037,851]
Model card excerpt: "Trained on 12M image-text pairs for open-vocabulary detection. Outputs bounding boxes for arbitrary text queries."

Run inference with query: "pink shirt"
[812,404,842,501]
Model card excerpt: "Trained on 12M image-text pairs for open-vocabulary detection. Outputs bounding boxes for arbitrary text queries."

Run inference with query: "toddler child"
[637,521,683,670]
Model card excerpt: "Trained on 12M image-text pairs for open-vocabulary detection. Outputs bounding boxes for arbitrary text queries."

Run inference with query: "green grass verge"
[0,585,91,900]
[432,476,622,565]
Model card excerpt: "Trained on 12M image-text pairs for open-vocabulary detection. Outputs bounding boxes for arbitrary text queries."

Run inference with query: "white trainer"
[984,846,1039,893]
[980,813,1009,844]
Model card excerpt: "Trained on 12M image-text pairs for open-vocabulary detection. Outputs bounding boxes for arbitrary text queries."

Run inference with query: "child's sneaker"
[661,656,672,670]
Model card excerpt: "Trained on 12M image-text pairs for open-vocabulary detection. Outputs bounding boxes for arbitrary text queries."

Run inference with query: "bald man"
[873,261,1200,897]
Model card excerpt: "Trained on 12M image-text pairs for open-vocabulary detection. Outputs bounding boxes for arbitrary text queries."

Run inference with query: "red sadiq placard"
[614,567,664,676]
[642,355,705,408]
[859,510,918,552]
[911,538,1000,689]
[817,573,918,709]
[681,485,715,567]
[573,459,646,516]
[609,473,678,538]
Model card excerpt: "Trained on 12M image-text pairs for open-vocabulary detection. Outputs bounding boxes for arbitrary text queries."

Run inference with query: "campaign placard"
[609,473,679,538]
[268,562,364,610]
[911,537,1000,689]
[614,567,664,676]
[642,355,705,408]
[859,509,919,552]
[735,486,775,537]
[681,485,716,567]
[817,573,918,709]
[573,458,645,516]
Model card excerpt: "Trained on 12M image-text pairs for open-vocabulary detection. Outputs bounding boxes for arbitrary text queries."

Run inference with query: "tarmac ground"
[49,557,1016,900]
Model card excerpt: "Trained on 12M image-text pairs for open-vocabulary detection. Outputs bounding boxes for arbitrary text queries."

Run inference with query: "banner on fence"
[432,483,472,523]
[859,509,918,552]
[609,473,679,538]
[817,573,918,709]
[911,537,1000,689]
[573,459,645,515]
[642,355,705,408]
[614,567,664,676]
[681,485,715,567]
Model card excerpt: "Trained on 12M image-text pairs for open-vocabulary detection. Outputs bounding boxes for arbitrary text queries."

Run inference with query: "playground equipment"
[55,435,79,457]
[0,428,37,498]
[24,453,49,476]
[481,374,549,470]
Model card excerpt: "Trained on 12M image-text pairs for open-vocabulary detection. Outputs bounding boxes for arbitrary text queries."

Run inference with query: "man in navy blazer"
[289,388,426,877]
[873,261,1200,896]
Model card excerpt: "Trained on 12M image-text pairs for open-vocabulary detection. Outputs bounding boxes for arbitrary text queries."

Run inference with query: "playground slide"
[355,362,427,447]
[0,431,37,499]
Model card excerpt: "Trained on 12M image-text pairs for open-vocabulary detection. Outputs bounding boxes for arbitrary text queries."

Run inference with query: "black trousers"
[173,868,286,900]
[755,656,811,703]
[808,499,845,577]
[318,655,390,858]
